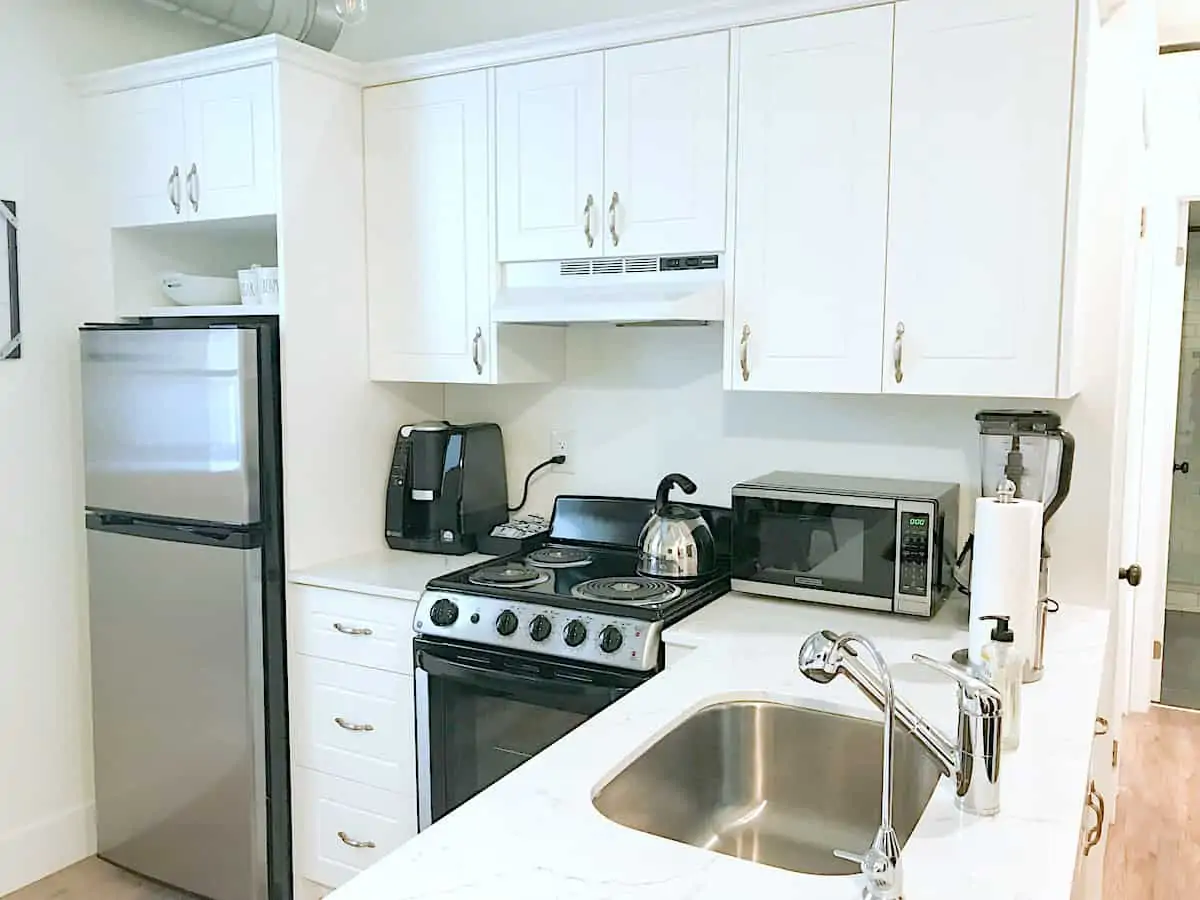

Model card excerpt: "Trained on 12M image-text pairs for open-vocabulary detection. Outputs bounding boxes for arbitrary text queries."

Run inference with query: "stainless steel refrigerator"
[80,320,290,900]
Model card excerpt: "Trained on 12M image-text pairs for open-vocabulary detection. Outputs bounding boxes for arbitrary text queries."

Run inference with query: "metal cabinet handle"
[1094,716,1109,736]
[334,717,375,733]
[583,194,595,248]
[333,622,373,636]
[472,327,484,376]
[186,163,199,212]
[740,324,751,383]
[609,191,620,247]
[337,831,376,850]
[168,166,181,214]
[1083,781,1106,855]
[893,322,906,384]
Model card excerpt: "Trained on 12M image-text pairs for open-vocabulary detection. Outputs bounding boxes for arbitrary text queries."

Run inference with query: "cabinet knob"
[472,327,484,376]
[583,194,595,248]
[1083,780,1106,855]
[337,831,376,850]
[1119,564,1143,587]
[1175,461,1190,475]
[609,191,620,247]
[186,163,199,213]
[740,324,751,383]
[168,166,181,215]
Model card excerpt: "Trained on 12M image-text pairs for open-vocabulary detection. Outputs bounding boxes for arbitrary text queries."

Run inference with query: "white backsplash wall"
[446,325,1052,548]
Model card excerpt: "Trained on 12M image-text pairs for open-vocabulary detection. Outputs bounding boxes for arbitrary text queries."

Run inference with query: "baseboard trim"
[0,803,96,896]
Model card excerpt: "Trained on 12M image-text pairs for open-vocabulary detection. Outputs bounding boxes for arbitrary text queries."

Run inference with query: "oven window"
[733,498,896,598]
[439,684,588,816]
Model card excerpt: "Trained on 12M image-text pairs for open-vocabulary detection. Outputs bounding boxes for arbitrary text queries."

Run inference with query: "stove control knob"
[429,598,459,628]
[599,626,624,654]
[496,610,519,637]
[529,615,553,642]
[563,620,588,648]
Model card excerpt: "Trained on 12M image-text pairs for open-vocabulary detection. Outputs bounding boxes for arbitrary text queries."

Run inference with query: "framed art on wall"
[2,199,19,360]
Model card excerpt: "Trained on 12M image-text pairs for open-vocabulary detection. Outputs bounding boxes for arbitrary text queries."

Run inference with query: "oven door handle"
[417,650,635,698]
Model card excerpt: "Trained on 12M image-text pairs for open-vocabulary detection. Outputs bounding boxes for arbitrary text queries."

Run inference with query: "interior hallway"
[1104,706,1200,897]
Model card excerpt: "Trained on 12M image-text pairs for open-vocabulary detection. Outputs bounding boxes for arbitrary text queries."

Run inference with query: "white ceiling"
[1160,0,1200,46]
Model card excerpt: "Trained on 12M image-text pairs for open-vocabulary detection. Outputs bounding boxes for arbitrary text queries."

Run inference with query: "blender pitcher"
[975,410,1075,681]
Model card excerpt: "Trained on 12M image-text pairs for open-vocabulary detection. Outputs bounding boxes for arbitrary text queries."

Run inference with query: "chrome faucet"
[798,631,1004,900]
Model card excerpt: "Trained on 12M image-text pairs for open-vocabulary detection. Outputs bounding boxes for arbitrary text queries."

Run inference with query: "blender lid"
[976,409,1063,434]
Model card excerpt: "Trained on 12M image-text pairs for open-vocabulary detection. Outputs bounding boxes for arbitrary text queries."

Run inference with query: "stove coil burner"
[571,577,683,606]
[526,547,593,569]
[469,563,550,589]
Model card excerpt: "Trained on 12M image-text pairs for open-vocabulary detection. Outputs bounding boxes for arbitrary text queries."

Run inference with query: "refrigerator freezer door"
[81,326,260,525]
[88,527,266,900]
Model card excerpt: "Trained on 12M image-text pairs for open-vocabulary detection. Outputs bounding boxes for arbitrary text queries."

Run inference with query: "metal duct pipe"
[139,0,344,50]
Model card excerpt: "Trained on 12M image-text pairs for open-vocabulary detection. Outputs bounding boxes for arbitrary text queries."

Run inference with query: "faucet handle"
[833,846,902,900]
[912,654,1002,715]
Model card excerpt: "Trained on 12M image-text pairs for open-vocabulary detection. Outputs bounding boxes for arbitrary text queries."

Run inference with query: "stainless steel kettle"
[637,474,716,579]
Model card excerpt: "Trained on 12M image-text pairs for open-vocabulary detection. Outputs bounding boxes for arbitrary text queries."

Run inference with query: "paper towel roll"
[968,495,1043,668]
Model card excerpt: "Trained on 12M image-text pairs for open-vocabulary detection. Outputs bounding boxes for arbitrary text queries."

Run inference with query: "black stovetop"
[426,495,732,623]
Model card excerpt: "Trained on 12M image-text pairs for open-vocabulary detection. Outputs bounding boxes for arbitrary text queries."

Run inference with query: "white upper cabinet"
[365,71,493,384]
[496,34,729,262]
[97,65,277,227]
[603,33,730,256]
[730,8,893,394]
[496,53,604,262]
[883,0,1076,396]
[103,81,187,228]
[181,66,276,222]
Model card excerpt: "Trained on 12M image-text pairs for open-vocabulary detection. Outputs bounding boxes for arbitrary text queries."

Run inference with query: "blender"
[975,409,1075,680]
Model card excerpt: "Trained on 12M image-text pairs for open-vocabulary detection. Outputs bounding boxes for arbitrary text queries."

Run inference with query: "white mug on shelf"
[237,265,280,307]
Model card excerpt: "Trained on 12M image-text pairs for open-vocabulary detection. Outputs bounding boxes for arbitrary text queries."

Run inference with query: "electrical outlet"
[550,429,574,474]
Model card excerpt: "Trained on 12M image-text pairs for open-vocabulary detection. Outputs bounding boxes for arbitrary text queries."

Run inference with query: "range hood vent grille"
[139,0,343,50]
[559,256,661,277]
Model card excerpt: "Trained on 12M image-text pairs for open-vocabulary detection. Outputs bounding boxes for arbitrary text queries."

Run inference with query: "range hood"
[495,254,726,325]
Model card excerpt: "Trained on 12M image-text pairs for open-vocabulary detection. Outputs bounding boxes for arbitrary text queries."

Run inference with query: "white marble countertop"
[288,549,491,601]
[330,591,1110,900]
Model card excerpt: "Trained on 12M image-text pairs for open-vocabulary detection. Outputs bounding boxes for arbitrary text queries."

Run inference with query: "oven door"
[414,638,650,830]
[731,492,898,609]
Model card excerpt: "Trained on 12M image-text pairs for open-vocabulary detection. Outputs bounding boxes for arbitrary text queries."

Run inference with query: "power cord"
[508,455,567,513]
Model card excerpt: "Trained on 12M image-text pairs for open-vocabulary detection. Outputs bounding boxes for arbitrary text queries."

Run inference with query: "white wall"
[335,0,762,59]
[0,2,221,893]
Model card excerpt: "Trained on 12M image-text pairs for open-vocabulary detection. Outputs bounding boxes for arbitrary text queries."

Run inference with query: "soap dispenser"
[980,614,1022,752]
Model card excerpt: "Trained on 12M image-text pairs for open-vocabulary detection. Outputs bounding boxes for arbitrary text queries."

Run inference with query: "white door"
[182,65,276,221]
[496,52,604,262]
[884,0,1076,396]
[364,71,493,384]
[730,7,894,393]
[101,82,186,227]
[603,32,730,256]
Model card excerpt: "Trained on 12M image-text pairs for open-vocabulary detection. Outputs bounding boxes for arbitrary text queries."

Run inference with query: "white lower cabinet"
[289,584,420,891]
[295,768,417,890]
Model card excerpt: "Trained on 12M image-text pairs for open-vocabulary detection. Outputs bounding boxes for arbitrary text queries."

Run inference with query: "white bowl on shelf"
[160,272,241,307]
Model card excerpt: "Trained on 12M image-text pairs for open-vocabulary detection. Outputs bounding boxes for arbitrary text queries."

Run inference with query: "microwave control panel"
[897,501,936,599]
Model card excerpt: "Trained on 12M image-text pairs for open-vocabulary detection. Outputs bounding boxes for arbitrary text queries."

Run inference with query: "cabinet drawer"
[295,769,416,889]
[292,656,415,794]
[291,584,415,674]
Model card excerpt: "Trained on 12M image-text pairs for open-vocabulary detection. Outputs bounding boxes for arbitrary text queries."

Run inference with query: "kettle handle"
[655,473,697,512]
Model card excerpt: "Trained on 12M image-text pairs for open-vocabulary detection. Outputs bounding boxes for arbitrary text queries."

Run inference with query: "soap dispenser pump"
[980,614,1022,752]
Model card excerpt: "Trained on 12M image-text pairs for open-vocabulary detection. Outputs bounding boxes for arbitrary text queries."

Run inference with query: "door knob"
[1176,461,1190,475]
[1119,564,1143,587]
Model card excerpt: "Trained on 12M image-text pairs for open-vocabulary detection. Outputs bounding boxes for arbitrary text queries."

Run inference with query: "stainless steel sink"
[592,701,943,876]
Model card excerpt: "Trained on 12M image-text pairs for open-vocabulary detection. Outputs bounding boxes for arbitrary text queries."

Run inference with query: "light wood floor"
[4,857,189,899]
[7,710,1200,899]
[1104,705,1200,898]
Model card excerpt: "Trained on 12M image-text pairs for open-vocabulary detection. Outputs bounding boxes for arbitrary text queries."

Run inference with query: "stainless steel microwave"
[731,472,959,617]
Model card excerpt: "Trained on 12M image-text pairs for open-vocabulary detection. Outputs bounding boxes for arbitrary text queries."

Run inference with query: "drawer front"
[293,656,416,794]
[295,769,416,889]
[292,584,415,675]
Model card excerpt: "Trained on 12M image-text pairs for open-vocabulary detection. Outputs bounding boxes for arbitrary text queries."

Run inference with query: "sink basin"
[592,701,942,876]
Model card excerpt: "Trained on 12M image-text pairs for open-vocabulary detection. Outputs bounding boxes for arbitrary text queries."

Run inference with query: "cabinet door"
[101,82,186,227]
[730,7,894,393]
[364,72,493,383]
[603,32,729,255]
[884,0,1076,396]
[182,65,276,221]
[496,53,604,262]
